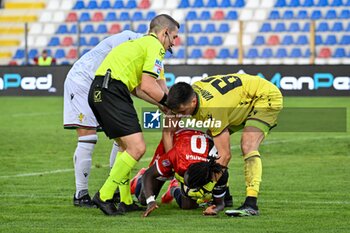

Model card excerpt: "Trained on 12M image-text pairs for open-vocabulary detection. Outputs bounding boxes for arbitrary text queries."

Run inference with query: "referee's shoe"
[93,192,124,216]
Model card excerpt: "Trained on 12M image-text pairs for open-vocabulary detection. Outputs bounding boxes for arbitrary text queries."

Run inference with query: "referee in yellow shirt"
[88,14,179,216]
[166,73,283,217]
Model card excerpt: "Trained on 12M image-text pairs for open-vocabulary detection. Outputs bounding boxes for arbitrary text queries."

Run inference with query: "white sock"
[73,134,98,198]
[109,141,120,169]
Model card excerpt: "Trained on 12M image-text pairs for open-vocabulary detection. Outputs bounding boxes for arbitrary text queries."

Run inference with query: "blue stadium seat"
[331,22,344,31]
[339,9,350,19]
[317,22,330,31]
[220,0,232,7]
[178,0,190,8]
[260,22,272,32]
[54,49,66,59]
[324,35,337,45]
[302,22,310,32]
[274,22,286,32]
[288,22,301,32]
[275,0,287,7]
[96,24,107,33]
[193,0,204,7]
[28,49,38,59]
[289,48,302,58]
[113,0,124,8]
[56,25,68,34]
[345,0,350,5]
[297,10,309,19]
[233,0,245,7]
[82,24,94,33]
[316,0,329,6]
[123,24,131,30]
[48,37,60,46]
[261,48,273,58]
[330,0,343,6]
[70,25,77,33]
[211,36,223,45]
[218,23,229,32]
[187,36,196,46]
[132,12,143,21]
[197,36,210,45]
[81,49,90,56]
[89,37,100,46]
[346,22,350,31]
[179,24,186,33]
[186,11,198,20]
[119,12,130,21]
[146,11,156,20]
[246,48,259,58]
[13,49,25,59]
[100,0,111,9]
[217,48,230,58]
[189,49,202,58]
[226,10,238,20]
[304,49,311,57]
[325,10,337,19]
[289,0,301,6]
[296,35,309,45]
[281,35,294,45]
[253,36,265,46]
[269,10,280,20]
[105,12,117,21]
[311,10,322,20]
[175,48,185,59]
[164,50,172,58]
[204,23,216,33]
[78,37,88,46]
[190,23,202,33]
[333,48,346,57]
[283,10,294,19]
[315,35,323,45]
[302,0,314,6]
[73,0,85,9]
[79,12,91,22]
[87,0,98,9]
[232,49,238,58]
[136,24,148,33]
[199,11,211,20]
[125,0,137,9]
[206,0,218,7]
[276,48,288,58]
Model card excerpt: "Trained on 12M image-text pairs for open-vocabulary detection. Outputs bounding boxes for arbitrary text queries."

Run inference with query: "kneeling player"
[131,129,231,216]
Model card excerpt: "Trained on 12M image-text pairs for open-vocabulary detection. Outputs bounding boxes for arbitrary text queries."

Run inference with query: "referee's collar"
[149,33,158,39]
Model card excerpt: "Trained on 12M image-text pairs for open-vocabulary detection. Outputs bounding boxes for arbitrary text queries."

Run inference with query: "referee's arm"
[140,73,167,105]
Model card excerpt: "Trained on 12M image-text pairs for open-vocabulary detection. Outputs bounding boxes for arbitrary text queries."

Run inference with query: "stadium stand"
[1,0,350,65]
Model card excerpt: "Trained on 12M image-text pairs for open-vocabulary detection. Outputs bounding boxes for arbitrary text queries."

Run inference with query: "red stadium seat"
[318,47,331,58]
[267,35,280,46]
[92,12,104,22]
[61,36,74,46]
[204,48,216,59]
[66,12,78,22]
[109,23,121,34]
[174,37,182,46]
[139,0,150,8]
[213,10,225,20]
[66,48,78,59]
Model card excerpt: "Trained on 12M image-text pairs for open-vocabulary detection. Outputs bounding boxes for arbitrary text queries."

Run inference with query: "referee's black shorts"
[88,76,142,139]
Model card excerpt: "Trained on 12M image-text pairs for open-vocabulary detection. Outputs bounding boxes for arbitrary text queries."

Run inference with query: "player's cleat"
[225,204,259,217]
[224,195,233,207]
[92,192,124,216]
[73,191,96,208]
[130,168,146,194]
[118,201,146,213]
[112,190,120,203]
[161,178,179,204]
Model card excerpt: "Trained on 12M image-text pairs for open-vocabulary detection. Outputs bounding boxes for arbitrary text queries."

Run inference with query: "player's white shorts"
[63,76,99,130]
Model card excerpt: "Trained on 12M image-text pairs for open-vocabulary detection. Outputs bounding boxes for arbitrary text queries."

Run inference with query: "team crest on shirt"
[162,159,171,167]
[78,113,84,123]
[159,48,165,57]
[153,59,162,75]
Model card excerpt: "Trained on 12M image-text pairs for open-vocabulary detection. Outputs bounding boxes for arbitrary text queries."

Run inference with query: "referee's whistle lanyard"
[102,69,111,89]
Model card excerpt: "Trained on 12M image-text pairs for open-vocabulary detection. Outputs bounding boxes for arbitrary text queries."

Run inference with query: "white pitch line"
[1,135,349,179]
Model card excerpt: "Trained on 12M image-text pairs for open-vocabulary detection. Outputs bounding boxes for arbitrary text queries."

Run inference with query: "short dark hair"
[167,82,194,110]
[149,14,180,34]
[184,158,223,189]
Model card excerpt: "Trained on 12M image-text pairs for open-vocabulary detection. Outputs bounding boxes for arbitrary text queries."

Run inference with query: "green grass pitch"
[0,96,349,233]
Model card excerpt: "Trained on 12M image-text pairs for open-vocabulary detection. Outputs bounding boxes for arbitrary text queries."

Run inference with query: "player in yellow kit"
[88,14,179,216]
[166,73,283,217]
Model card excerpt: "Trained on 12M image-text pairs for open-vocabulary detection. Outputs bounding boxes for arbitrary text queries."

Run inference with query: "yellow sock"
[243,151,262,198]
[99,151,137,201]
[119,171,133,205]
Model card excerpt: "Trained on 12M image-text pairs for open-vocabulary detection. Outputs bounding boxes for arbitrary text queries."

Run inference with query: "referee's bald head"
[149,14,180,33]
